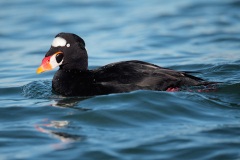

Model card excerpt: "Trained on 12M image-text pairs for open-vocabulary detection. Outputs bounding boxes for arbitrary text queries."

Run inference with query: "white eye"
[52,37,67,47]
[66,43,70,47]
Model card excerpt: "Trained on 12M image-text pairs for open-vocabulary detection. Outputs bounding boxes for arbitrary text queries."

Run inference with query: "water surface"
[1,0,240,159]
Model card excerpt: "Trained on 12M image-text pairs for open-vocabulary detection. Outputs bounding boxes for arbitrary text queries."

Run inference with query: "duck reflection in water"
[35,119,86,149]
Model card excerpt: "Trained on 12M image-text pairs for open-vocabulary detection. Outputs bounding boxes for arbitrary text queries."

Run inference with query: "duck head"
[37,32,88,74]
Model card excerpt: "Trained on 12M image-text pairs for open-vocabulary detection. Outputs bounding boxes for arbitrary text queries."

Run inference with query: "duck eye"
[56,53,64,63]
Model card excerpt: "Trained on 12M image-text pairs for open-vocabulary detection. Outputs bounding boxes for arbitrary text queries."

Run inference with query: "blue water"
[1,0,240,159]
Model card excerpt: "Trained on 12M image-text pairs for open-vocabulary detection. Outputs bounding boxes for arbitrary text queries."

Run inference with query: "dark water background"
[1,0,240,159]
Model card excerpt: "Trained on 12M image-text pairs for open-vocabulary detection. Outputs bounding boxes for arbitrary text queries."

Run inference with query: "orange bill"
[36,56,52,74]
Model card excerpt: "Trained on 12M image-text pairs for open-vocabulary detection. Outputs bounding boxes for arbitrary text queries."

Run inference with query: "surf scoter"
[36,32,214,96]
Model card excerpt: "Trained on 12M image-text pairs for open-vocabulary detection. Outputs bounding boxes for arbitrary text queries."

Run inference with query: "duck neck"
[60,50,88,71]
[60,59,88,71]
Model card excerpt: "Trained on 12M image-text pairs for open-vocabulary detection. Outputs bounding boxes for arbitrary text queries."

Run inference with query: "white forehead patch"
[52,37,67,47]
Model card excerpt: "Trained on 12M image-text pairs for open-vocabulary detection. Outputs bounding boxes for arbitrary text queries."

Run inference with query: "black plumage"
[38,33,214,96]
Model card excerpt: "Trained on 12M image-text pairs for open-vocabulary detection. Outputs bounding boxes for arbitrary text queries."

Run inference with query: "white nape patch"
[52,37,67,47]
[50,54,63,69]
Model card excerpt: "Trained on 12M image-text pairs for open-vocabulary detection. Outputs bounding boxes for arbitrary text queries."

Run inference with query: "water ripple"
[22,80,54,99]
